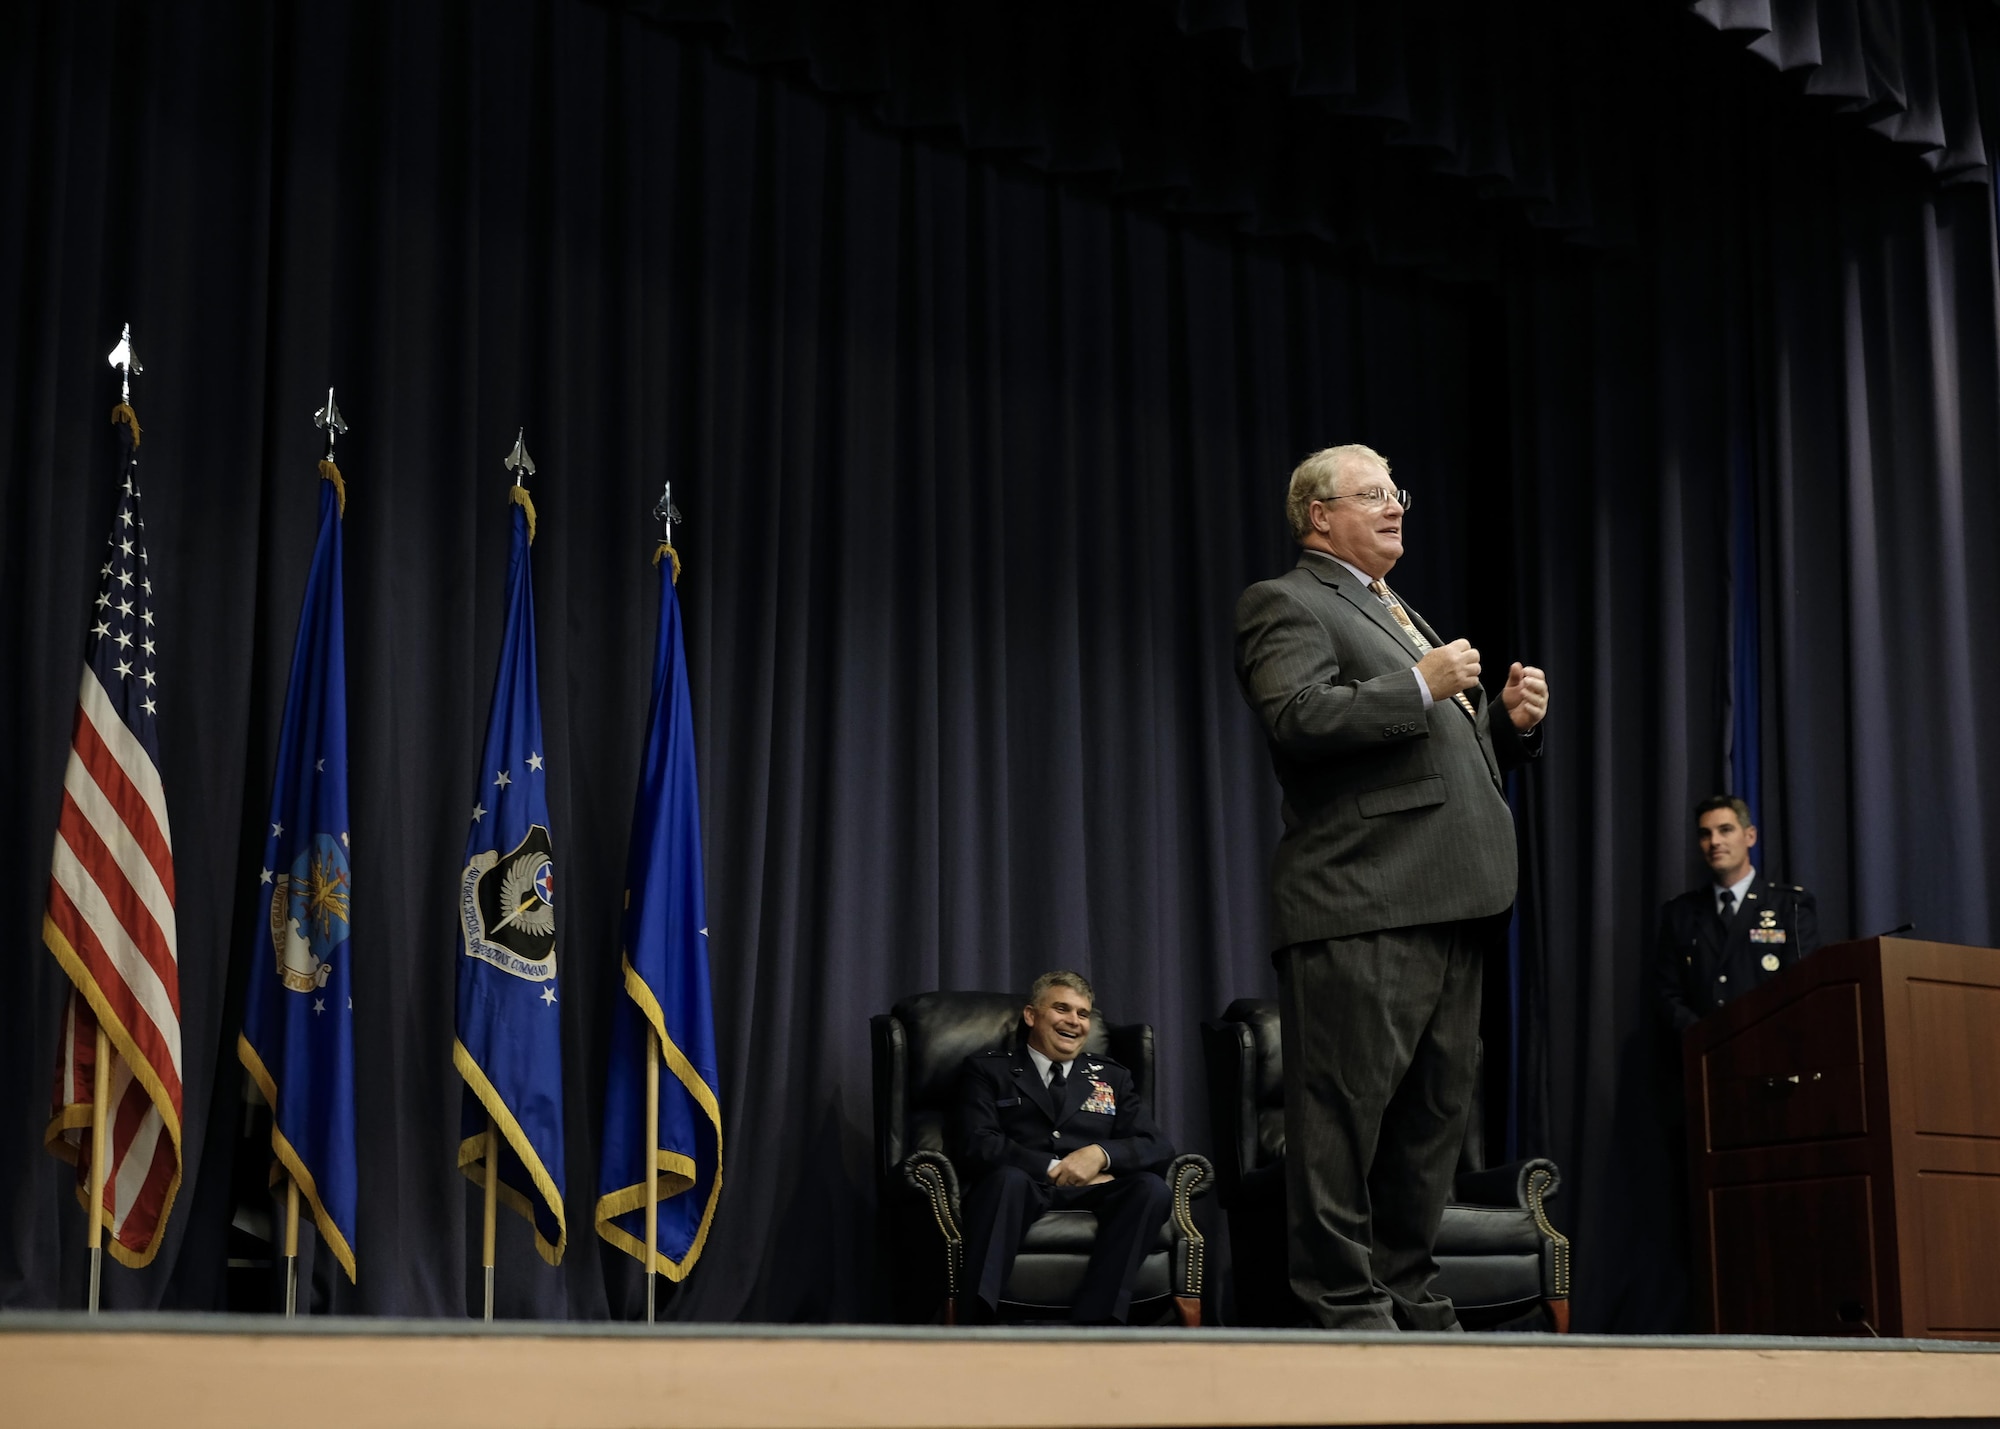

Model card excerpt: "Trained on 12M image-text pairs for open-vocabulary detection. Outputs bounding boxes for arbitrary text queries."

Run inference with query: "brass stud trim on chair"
[907,1160,963,1300]
[1169,1155,1215,1297]
[1526,1165,1571,1298]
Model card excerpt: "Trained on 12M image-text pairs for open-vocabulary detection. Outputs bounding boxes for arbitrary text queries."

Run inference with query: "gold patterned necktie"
[1369,579,1477,721]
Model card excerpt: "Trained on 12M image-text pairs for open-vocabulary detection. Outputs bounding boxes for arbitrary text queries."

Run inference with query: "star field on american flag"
[89,473,161,727]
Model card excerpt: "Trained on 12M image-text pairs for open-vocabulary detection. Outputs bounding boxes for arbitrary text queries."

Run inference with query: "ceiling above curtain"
[590,0,1996,277]
[1690,0,1995,185]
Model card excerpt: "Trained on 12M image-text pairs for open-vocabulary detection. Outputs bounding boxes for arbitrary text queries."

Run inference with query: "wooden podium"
[1683,935,2000,1340]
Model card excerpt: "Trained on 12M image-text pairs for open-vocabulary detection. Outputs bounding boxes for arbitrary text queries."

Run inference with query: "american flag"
[42,408,183,1268]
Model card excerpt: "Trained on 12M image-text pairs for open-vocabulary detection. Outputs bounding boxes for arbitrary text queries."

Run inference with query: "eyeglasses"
[1314,486,1413,514]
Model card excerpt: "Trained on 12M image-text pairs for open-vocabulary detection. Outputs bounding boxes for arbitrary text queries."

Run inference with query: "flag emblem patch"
[460,825,558,981]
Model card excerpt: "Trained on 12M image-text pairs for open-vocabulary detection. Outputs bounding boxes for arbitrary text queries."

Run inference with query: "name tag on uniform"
[1081,1079,1117,1115]
[1749,928,1787,944]
[995,1097,1021,1109]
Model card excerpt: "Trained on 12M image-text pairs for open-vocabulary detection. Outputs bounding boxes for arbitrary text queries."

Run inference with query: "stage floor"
[4,1314,1998,1428]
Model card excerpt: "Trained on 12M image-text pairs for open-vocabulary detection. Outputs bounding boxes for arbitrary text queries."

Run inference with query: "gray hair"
[1285,444,1392,542]
[1026,969,1095,1011]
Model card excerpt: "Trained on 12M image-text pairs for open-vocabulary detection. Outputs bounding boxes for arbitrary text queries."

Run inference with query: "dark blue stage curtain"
[2,0,1996,1333]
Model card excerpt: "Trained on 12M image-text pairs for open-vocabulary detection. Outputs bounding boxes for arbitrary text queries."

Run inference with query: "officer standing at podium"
[1653,794,1820,1031]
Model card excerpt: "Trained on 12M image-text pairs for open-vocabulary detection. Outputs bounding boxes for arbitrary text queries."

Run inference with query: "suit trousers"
[1276,916,1490,1331]
[959,1166,1172,1323]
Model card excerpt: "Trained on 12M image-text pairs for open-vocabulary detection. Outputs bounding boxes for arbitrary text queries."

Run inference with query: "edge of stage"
[5,1313,1999,1428]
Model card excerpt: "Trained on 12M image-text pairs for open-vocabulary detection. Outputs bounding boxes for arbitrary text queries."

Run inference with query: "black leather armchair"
[872,991,1214,1325]
[1201,998,1571,1330]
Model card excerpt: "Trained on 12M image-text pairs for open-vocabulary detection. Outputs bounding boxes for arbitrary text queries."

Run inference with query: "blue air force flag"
[238,463,358,1280]
[454,490,566,1264]
[594,548,722,1278]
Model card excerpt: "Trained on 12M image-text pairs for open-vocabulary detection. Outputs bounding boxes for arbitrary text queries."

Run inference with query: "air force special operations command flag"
[593,545,723,1279]
[454,489,566,1264]
[237,462,359,1280]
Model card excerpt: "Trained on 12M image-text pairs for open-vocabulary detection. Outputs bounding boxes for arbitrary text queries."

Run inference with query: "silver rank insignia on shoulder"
[1762,952,1781,971]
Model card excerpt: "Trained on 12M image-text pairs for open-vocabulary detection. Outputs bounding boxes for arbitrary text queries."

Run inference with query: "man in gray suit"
[1234,444,1548,1331]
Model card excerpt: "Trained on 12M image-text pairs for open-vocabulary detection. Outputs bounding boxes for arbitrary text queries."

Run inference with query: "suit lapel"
[1298,555,1494,769]
[1695,888,1730,958]
[1302,554,1424,664]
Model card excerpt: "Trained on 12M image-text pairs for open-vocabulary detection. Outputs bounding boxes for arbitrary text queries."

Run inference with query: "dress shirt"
[1024,1044,1070,1086]
[1716,867,1757,916]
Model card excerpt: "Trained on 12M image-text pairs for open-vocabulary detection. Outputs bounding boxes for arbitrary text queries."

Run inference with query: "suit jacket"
[952,1047,1173,1184]
[1234,551,1540,947]
[1653,873,1820,1031]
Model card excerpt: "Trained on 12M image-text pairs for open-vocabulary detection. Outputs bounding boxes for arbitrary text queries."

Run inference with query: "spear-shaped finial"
[108,324,142,405]
[314,388,348,460]
[651,481,684,582]
[505,428,536,487]
[653,481,682,546]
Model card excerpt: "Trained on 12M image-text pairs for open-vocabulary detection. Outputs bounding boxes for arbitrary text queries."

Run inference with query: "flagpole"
[86,1025,111,1312]
[479,427,536,1327]
[85,325,143,1313]
[283,1177,300,1316]
[644,480,682,1326]
[483,1117,499,1321]
[645,1030,659,1323]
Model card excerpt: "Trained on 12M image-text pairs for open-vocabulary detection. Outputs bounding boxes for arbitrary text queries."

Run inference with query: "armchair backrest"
[871,990,1152,1185]
[1200,999,1287,1201]
[1202,997,1484,1199]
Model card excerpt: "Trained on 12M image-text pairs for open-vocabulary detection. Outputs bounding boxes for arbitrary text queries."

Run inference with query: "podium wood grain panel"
[1687,937,2000,1340]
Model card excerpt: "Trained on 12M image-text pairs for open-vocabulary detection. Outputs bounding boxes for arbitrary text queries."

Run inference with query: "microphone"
[1861,921,1915,941]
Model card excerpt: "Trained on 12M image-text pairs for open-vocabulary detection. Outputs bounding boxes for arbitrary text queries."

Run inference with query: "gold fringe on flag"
[652,541,681,584]
[110,403,142,448]
[319,458,347,517]
[510,484,538,543]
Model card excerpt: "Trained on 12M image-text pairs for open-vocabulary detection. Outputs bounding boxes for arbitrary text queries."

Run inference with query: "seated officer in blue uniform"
[951,970,1174,1323]
[1653,795,1820,1032]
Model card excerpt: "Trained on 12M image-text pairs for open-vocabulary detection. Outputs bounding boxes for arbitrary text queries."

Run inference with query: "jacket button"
[1717,974,1728,983]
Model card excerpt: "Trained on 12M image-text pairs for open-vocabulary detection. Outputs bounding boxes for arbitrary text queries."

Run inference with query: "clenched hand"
[1416,639,1481,703]
[1502,662,1549,731]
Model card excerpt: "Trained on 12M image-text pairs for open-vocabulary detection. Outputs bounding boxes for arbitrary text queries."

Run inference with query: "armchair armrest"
[1452,1155,1559,1209]
[1522,1162,1571,1307]
[1453,1155,1571,1320]
[1166,1153,1215,1315]
[901,1150,964,1237]
[1168,1152,1215,1212]
[901,1150,965,1307]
